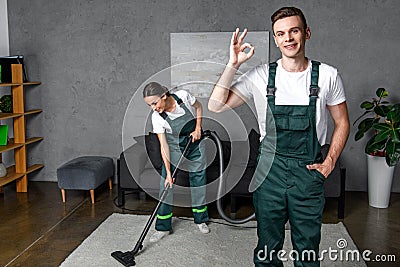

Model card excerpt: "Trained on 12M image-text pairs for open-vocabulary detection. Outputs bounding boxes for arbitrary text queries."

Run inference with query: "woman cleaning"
[142,82,210,243]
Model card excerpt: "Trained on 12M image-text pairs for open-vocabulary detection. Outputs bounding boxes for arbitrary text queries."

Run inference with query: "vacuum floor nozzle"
[111,251,136,266]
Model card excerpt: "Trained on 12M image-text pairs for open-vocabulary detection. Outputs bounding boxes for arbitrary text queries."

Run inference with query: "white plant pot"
[367,154,395,208]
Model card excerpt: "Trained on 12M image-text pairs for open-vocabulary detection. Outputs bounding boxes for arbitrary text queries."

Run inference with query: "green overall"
[253,61,325,266]
[155,94,208,231]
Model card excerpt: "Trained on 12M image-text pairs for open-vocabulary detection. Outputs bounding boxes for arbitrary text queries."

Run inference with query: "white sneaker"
[149,230,169,242]
[197,223,209,234]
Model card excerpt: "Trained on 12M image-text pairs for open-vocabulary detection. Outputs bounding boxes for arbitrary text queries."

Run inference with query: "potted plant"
[0,94,12,113]
[354,88,400,208]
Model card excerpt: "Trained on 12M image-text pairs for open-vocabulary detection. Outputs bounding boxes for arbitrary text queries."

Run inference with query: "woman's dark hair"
[271,7,307,34]
[142,82,169,98]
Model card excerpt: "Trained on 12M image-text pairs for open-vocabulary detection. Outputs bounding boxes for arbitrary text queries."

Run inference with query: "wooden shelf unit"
[0,64,43,192]
[0,109,42,120]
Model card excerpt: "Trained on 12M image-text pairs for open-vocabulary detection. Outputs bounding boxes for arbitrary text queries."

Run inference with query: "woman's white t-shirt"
[232,59,346,145]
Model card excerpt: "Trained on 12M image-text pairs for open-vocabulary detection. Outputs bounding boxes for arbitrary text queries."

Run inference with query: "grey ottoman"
[57,156,114,204]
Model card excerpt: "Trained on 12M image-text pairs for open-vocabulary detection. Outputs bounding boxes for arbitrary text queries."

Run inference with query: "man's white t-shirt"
[151,90,196,134]
[232,59,346,145]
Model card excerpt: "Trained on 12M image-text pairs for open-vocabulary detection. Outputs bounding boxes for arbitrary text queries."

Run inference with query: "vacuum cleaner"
[111,135,193,266]
[112,130,255,266]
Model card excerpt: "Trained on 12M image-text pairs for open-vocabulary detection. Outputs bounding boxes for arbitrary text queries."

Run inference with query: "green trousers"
[155,143,209,231]
[253,155,325,266]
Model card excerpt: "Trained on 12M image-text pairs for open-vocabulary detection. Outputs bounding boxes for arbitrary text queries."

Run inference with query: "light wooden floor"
[0,181,399,266]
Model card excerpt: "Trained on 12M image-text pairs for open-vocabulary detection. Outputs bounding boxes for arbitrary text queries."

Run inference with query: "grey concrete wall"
[6,0,400,192]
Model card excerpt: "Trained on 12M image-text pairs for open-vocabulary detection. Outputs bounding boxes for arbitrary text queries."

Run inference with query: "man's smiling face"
[273,15,310,60]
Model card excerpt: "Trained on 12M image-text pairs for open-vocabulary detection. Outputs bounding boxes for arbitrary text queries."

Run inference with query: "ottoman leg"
[90,189,95,204]
[61,189,66,203]
[108,177,113,190]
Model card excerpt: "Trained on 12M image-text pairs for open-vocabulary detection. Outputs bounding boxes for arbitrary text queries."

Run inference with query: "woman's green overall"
[155,94,208,231]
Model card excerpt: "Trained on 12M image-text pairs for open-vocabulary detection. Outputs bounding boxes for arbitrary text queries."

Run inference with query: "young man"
[208,7,350,266]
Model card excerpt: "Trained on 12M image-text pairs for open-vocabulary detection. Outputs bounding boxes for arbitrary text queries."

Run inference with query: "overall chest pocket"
[275,115,310,155]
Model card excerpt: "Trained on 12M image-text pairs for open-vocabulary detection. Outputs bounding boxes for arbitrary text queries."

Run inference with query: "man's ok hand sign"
[228,28,255,69]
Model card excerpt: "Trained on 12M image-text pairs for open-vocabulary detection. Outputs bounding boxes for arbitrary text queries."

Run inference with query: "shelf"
[0,82,41,87]
[0,141,24,153]
[0,164,44,187]
[26,164,44,174]
[0,137,44,153]
[0,165,24,187]
[23,82,41,86]
[0,109,42,120]
[25,109,43,116]
[25,137,44,145]
[0,64,44,192]
[0,113,21,119]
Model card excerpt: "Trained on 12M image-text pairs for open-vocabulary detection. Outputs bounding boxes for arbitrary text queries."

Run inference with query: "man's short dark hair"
[271,7,308,34]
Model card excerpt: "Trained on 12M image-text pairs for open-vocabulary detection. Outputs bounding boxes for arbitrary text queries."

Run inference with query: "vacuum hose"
[203,130,255,224]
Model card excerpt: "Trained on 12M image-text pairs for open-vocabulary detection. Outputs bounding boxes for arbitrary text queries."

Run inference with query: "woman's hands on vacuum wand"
[164,174,174,188]
[190,127,202,142]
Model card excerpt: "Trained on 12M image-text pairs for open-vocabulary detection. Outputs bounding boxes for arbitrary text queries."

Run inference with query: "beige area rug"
[60,213,366,267]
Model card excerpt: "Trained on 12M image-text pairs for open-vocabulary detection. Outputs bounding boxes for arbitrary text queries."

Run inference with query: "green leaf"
[373,123,391,132]
[365,135,386,154]
[392,127,400,143]
[355,130,364,141]
[383,105,392,113]
[374,105,390,117]
[385,140,400,166]
[387,108,400,122]
[360,101,374,110]
[374,106,384,116]
[358,118,375,131]
[374,128,391,143]
[353,110,373,126]
[376,88,388,98]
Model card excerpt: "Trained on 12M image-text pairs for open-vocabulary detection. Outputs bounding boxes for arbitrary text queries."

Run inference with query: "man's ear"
[305,27,311,40]
[273,37,278,47]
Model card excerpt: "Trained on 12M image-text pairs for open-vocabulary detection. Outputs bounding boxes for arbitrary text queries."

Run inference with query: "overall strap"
[267,62,278,96]
[310,60,320,97]
[266,62,278,115]
[159,93,184,120]
[170,93,183,105]
[263,62,278,137]
[160,112,168,120]
[309,60,321,119]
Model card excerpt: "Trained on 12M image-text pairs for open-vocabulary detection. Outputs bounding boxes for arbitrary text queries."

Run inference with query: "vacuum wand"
[111,136,193,266]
